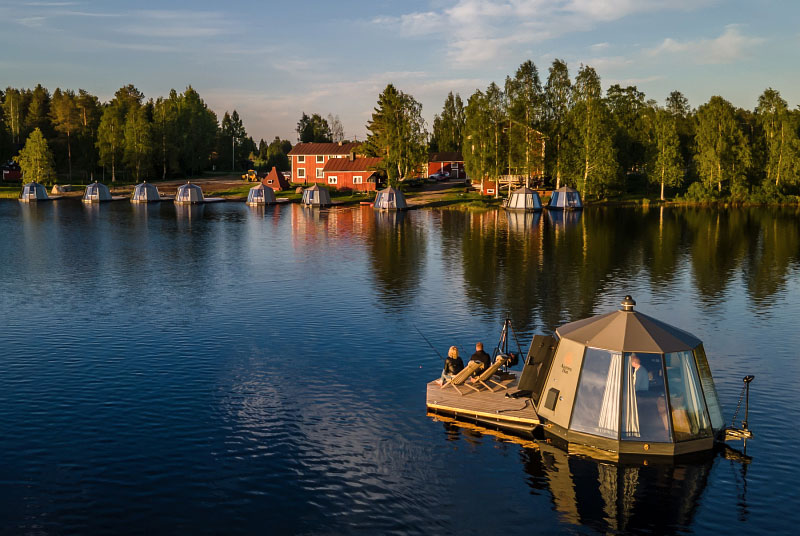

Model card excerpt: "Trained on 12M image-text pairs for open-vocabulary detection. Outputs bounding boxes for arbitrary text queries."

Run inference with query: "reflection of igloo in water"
[131,182,162,203]
[301,184,331,207]
[82,181,112,203]
[505,187,542,212]
[548,185,582,210]
[246,183,276,206]
[20,182,49,202]
[534,296,724,456]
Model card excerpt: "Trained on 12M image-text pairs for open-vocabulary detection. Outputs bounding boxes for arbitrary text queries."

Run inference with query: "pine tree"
[15,128,56,184]
[363,84,427,186]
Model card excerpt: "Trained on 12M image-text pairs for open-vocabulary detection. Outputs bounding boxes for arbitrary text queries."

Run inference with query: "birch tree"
[15,128,56,183]
[694,96,750,193]
[755,88,799,187]
[544,60,571,188]
[651,109,683,200]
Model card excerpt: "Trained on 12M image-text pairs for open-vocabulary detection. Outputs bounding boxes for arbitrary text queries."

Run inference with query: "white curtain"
[598,352,622,435]
[680,351,708,435]
[624,360,640,437]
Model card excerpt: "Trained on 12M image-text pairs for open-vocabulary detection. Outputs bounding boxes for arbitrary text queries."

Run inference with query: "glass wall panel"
[693,345,725,433]
[621,352,671,442]
[551,192,560,206]
[665,351,712,441]
[570,347,621,439]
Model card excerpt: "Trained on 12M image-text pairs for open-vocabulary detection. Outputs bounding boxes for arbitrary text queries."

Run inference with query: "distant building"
[261,167,290,190]
[428,151,465,179]
[322,155,382,191]
[288,142,362,186]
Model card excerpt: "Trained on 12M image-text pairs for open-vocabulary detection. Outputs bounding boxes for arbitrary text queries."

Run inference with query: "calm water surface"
[1,200,799,534]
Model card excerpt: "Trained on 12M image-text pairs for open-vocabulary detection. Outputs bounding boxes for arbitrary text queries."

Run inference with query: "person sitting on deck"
[435,346,464,385]
[469,342,492,377]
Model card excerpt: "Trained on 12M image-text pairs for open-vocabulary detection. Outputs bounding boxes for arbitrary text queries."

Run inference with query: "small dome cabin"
[247,183,277,206]
[82,181,112,203]
[51,184,65,195]
[373,186,407,211]
[174,182,204,205]
[506,186,542,212]
[548,185,583,210]
[532,296,724,456]
[131,182,162,203]
[19,182,49,202]
[301,184,331,207]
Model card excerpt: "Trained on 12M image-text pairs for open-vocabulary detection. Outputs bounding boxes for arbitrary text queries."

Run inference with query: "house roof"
[429,151,464,162]
[288,142,362,155]
[322,157,382,172]
[262,167,289,188]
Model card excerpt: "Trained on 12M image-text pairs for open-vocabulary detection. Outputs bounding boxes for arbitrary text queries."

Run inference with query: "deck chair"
[465,355,509,392]
[440,360,482,396]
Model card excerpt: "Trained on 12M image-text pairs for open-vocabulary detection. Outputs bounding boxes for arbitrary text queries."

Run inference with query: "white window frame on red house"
[353,175,363,184]
[297,168,305,178]
[297,155,305,163]
[328,175,338,185]
[316,155,325,163]
[487,189,495,194]
[316,168,323,178]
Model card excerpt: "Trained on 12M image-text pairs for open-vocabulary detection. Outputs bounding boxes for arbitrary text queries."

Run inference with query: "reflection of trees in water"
[521,443,713,534]
[440,206,799,332]
[366,210,426,306]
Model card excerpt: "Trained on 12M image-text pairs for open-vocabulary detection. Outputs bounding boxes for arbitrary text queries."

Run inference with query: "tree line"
[431,60,800,200]
[1,84,297,183]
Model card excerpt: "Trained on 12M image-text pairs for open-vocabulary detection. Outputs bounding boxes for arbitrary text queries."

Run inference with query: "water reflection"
[523,442,713,534]
[366,208,425,304]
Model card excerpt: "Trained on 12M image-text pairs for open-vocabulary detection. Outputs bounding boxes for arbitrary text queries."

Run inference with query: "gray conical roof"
[556,302,701,353]
[553,185,578,193]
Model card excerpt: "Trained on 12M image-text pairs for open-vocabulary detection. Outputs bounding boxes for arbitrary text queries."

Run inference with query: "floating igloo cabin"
[174,182,204,205]
[131,181,162,203]
[548,185,583,210]
[506,186,542,212]
[301,184,331,207]
[247,183,277,206]
[373,186,407,211]
[532,296,724,456]
[82,181,112,203]
[19,182,49,202]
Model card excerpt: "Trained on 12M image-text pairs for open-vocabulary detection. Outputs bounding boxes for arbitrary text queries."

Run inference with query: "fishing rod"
[413,324,445,363]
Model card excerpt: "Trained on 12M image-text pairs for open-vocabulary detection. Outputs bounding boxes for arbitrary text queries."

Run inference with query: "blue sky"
[2,1,798,142]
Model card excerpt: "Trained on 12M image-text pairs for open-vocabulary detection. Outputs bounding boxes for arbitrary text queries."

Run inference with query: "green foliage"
[506,60,544,180]
[15,128,56,184]
[96,104,124,181]
[544,59,571,187]
[296,112,332,143]
[463,90,491,189]
[123,104,152,181]
[363,84,427,186]
[650,109,684,200]
[755,88,800,188]
[430,92,465,153]
[694,96,751,194]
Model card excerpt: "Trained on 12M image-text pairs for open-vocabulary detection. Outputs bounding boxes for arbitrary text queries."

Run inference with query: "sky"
[2,0,799,142]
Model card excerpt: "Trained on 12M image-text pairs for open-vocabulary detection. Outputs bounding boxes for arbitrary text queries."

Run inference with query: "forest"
[0,84,293,183]
[430,60,800,201]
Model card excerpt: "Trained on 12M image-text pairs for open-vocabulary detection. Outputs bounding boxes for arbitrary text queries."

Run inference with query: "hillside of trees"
[0,84,293,183]
[432,60,800,201]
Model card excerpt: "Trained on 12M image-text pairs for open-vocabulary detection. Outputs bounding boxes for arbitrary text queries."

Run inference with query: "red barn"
[323,156,382,191]
[288,142,362,185]
[428,151,465,179]
[261,167,290,190]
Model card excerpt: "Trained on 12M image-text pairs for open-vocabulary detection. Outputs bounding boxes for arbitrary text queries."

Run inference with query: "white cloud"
[375,0,718,66]
[120,10,231,39]
[648,25,765,64]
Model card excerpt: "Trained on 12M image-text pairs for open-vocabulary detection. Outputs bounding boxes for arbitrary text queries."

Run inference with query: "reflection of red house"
[288,142,362,185]
[428,151,465,179]
[261,167,290,190]
[323,156,382,191]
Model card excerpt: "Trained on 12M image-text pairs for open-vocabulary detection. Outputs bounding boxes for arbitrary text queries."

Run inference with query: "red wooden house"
[428,151,465,179]
[261,167,290,190]
[322,155,382,191]
[288,142,362,185]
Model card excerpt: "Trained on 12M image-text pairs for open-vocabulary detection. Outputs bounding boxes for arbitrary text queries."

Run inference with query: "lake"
[0,200,798,534]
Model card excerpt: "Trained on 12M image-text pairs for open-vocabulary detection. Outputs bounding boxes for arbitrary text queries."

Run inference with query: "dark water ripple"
[1,201,799,534]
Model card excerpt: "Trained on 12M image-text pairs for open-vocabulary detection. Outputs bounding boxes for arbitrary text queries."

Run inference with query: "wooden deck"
[426,376,540,434]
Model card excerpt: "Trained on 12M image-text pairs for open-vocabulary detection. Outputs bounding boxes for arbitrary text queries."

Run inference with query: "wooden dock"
[425,376,540,435]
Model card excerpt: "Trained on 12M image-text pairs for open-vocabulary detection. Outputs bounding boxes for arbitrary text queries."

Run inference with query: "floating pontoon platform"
[426,377,541,435]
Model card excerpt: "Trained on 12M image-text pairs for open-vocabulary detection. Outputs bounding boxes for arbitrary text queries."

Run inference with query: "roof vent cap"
[621,295,636,312]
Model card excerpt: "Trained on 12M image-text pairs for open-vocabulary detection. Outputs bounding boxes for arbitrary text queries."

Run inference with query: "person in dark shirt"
[436,346,464,385]
[469,342,492,376]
